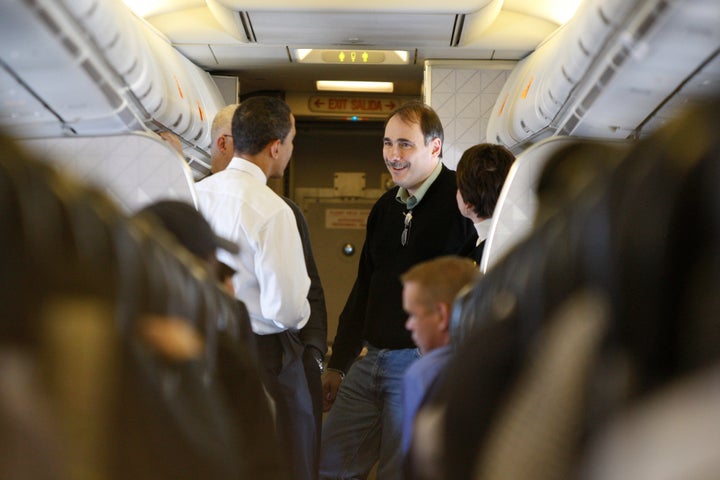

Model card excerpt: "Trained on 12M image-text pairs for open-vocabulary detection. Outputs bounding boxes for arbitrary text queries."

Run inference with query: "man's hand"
[321,369,343,412]
[159,131,183,156]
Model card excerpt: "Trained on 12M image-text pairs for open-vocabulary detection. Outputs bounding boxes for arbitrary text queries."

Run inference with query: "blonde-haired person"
[399,255,479,459]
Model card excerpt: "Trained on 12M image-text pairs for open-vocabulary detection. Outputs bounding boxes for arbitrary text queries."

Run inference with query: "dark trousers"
[255,331,318,480]
[302,347,323,475]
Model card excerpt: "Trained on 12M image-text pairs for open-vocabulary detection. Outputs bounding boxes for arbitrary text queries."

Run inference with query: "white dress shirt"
[474,218,492,246]
[195,157,310,334]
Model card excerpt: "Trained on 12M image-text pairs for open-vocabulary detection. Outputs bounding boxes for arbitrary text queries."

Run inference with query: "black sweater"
[328,166,476,372]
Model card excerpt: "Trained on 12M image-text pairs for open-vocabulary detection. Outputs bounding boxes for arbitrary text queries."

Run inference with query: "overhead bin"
[0,0,226,174]
[487,0,639,148]
[63,0,166,118]
[488,0,720,151]
[0,0,141,137]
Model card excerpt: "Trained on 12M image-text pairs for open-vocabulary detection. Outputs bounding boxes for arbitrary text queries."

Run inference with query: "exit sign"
[308,96,401,115]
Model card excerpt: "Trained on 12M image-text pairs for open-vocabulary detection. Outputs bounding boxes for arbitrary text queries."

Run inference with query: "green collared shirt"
[395,161,443,209]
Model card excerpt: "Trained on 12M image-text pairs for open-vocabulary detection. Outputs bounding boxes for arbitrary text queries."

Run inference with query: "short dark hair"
[456,143,515,218]
[231,96,292,155]
[385,100,444,158]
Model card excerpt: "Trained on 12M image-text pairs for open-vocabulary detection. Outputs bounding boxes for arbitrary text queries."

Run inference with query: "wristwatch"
[325,368,345,380]
[309,346,325,374]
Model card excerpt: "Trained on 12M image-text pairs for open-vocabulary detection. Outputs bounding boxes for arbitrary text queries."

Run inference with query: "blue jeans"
[320,346,420,480]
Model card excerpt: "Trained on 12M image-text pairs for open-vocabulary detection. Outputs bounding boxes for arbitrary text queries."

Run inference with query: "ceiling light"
[316,81,394,93]
[295,49,313,62]
[295,49,410,65]
[122,0,176,18]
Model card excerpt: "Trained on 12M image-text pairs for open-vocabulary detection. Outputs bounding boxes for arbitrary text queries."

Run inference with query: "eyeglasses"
[401,211,412,246]
[222,135,233,141]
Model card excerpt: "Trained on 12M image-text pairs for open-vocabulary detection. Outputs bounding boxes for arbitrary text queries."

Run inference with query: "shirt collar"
[227,156,267,183]
[395,161,443,209]
[474,218,493,246]
[421,344,452,359]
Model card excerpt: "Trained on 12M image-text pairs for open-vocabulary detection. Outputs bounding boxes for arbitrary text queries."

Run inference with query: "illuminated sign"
[308,96,400,114]
[295,49,410,65]
[322,50,384,64]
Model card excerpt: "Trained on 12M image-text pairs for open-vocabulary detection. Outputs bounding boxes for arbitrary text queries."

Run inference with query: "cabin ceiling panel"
[174,44,220,68]
[502,0,582,25]
[208,0,499,13]
[418,48,496,61]
[145,6,242,44]
[201,44,292,68]
[246,11,458,47]
[134,0,568,97]
[461,10,558,49]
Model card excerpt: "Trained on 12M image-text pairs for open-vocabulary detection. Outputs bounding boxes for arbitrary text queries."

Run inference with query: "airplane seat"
[577,130,720,480]
[0,139,114,343]
[19,133,198,215]
[204,282,257,357]
[422,96,720,480]
[0,132,283,478]
[117,211,287,480]
[0,135,126,478]
[598,94,720,395]
[434,138,638,480]
[199,280,292,479]
[116,281,244,480]
[479,136,629,274]
[669,139,720,371]
[450,139,626,344]
[111,185,287,479]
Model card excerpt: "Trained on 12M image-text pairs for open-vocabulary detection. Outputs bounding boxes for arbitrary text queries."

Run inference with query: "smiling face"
[383,115,441,194]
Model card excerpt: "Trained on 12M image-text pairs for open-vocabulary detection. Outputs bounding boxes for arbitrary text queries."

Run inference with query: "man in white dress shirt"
[195,96,315,480]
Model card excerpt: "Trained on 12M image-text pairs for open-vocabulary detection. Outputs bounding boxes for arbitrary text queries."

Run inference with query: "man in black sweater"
[320,101,476,480]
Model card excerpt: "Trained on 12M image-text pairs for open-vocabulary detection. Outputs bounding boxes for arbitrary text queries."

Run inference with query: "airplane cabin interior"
[0,0,719,478]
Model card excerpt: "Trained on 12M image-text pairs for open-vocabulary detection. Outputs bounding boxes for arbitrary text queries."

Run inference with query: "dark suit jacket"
[460,236,485,266]
[283,197,328,359]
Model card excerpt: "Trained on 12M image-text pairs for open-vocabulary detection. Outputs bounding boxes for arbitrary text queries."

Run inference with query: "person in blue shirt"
[399,255,479,458]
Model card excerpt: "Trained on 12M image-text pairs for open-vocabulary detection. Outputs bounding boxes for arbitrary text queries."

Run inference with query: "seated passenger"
[400,256,479,459]
[134,199,290,479]
[135,199,238,277]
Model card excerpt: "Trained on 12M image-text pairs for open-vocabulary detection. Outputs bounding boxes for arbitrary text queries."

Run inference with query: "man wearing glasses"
[321,100,476,480]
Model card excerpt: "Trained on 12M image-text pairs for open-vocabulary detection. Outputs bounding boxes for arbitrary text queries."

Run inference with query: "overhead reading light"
[316,81,394,93]
[295,49,410,65]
